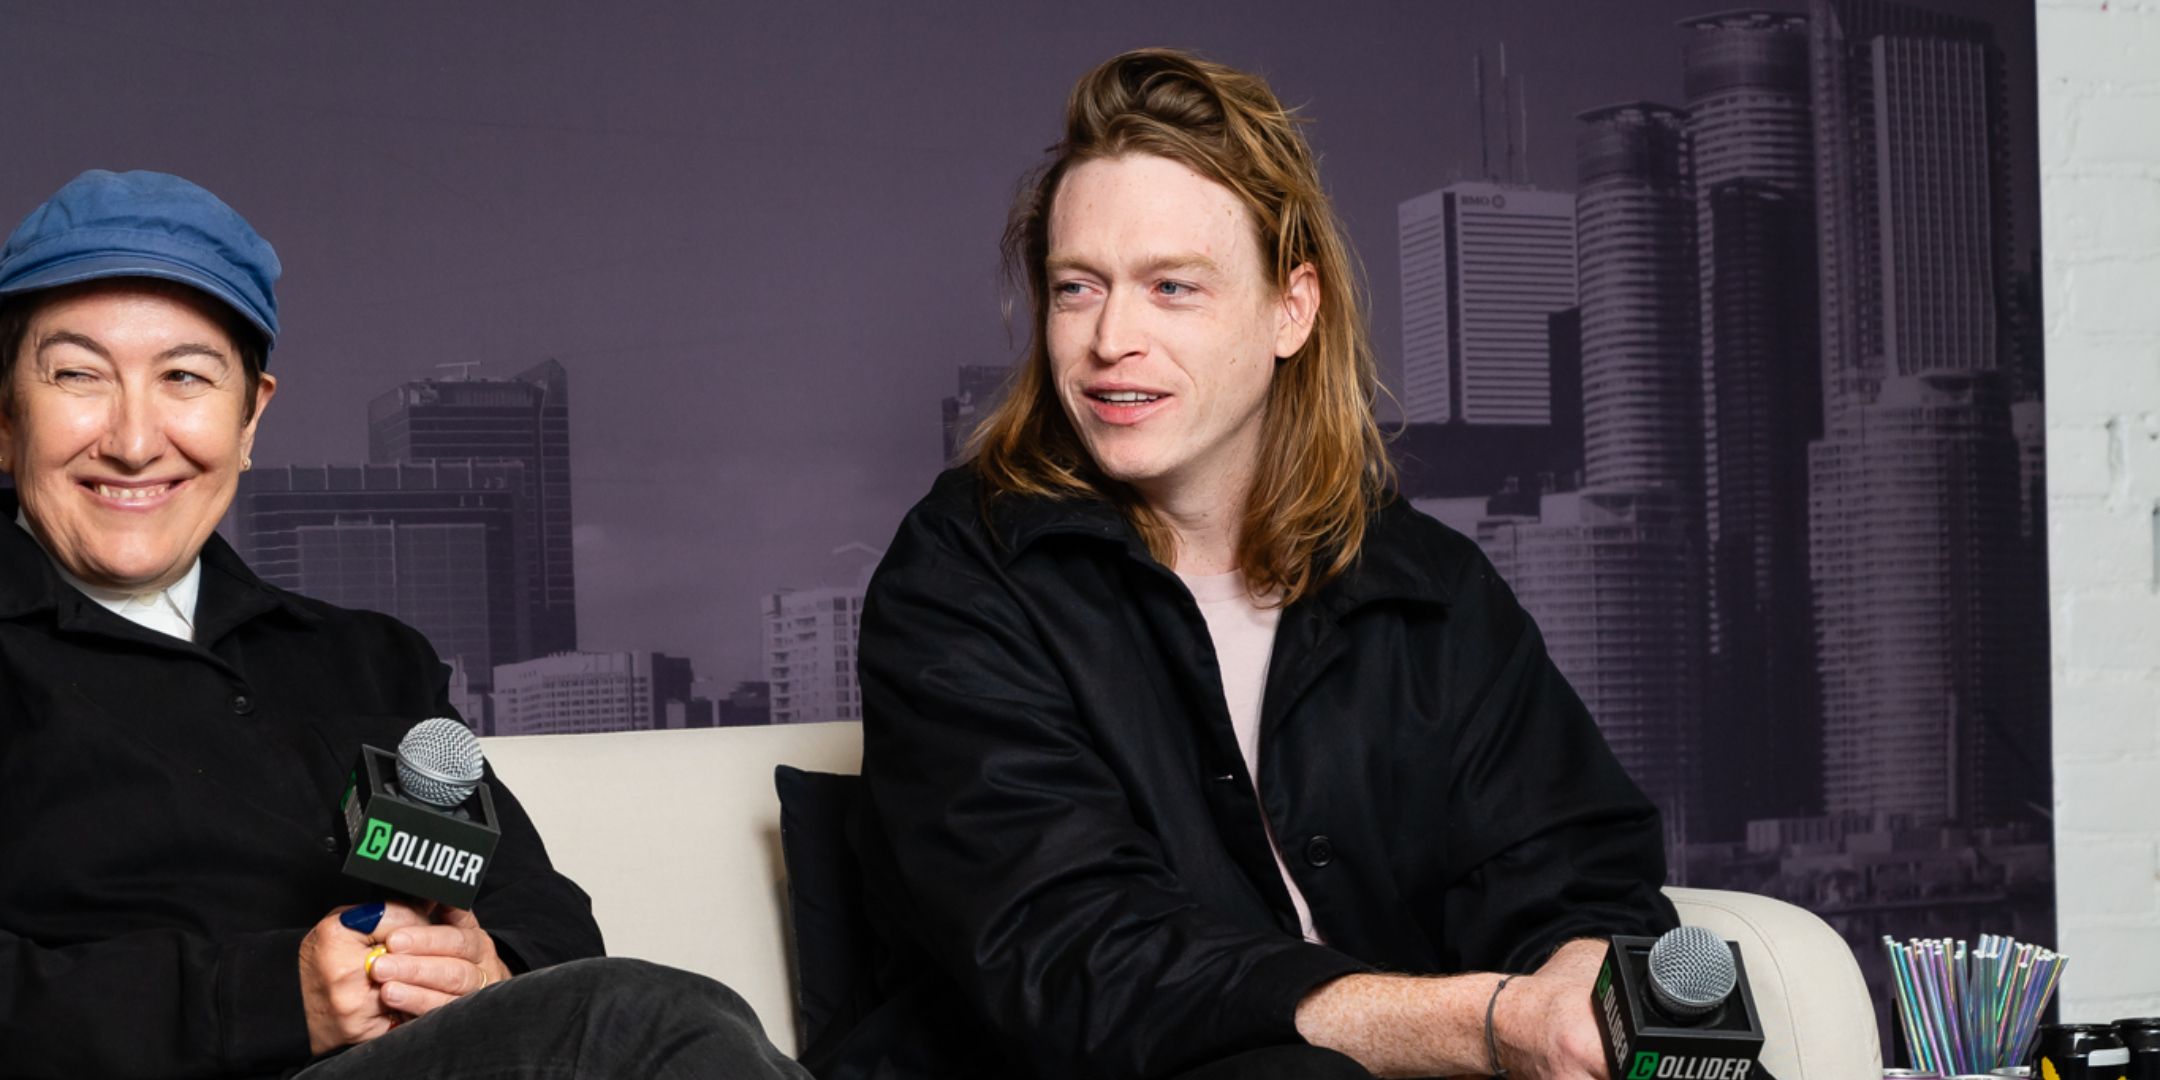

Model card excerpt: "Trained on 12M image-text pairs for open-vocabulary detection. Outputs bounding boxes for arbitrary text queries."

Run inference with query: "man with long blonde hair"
[840,49,1676,1080]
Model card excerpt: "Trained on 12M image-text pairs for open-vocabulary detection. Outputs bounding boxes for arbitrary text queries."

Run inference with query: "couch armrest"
[1662,886,1880,1080]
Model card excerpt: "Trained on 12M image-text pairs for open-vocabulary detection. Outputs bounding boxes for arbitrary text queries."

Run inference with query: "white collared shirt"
[15,510,201,642]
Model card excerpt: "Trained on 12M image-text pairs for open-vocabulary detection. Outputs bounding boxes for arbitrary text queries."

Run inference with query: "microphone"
[337,719,503,908]
[1592,926,1769,1080]
[396,718,486,811]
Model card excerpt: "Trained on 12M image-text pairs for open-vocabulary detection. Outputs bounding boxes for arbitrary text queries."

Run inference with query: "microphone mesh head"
[1647,925,1737,1018]
[395,718,485,808]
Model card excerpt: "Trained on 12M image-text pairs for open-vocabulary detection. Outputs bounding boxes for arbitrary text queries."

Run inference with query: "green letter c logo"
[358,819,393,860]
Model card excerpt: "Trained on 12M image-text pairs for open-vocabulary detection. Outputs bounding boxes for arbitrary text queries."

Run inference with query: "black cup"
[2034,1023,2129,1079]
[2114,1018,2160,1080]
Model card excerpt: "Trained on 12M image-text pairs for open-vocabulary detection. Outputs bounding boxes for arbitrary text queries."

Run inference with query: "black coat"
[0,494,602,1079]
[840,469,1677,1080]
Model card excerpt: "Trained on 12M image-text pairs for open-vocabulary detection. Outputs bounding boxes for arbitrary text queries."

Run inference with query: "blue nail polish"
[340,902,385,934]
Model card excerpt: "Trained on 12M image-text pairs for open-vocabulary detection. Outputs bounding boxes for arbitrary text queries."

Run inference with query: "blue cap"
[0,170,281,357]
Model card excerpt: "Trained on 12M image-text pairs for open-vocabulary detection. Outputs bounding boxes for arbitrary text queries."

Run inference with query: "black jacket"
[0,494,602,1079]
[841,469,1677,1080]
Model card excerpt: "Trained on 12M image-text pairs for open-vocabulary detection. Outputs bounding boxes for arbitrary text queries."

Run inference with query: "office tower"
[1575,104,1701,496]
[1808,0,2041,826]
[1683,12,1814,201]
[1479,492,1701,847]
[1683,8,1815,530]
[763,586,864,724]
[1700,181,1824,836]
[369,360,576,656]
[942,364,1012,465]
[1682,11,1824,837]
[1810,374,2035,825]
[235,462,530,690]
[1812,0,2009,421]
[1398,183,1578,426]
[490,650,688,736]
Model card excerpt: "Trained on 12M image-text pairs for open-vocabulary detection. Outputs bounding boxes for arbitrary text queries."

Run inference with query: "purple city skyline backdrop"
[8,3,2050,1055]
[2,0,2036,689]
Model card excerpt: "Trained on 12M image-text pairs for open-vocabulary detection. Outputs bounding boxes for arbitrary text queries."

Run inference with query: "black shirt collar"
[0,490,320,638]
[985,481,1451,612]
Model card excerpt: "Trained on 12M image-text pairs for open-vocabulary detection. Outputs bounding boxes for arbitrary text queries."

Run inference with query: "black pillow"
[774,765,878,1059]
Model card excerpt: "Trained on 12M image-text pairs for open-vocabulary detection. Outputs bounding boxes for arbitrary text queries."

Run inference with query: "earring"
[241,455,252,472]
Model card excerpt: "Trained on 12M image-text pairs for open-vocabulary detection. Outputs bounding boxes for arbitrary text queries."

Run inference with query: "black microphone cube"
[339,745,501,909]
[1593,935,1767,1080]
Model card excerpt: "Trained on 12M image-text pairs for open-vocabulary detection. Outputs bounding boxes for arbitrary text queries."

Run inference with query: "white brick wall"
[2041,0,2160,1022]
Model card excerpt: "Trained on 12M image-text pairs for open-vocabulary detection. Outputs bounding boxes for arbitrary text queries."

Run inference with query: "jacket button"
[231,693,255,716]
[321,835,341,854]
[1304,835,1335,868]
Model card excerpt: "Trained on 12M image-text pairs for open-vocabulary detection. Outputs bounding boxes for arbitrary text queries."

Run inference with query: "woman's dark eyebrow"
[33,333,231,369]
[34,329,110,360]
[156,342,233,368]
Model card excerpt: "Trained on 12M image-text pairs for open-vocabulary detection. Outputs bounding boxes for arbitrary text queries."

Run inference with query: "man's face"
[1043,154,1316,508]
[0,281,275,592]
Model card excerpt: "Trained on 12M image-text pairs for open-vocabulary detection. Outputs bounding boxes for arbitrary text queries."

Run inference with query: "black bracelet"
[1485,973,1517,1078]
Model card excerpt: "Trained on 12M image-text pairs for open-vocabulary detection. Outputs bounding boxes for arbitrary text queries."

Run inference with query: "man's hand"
[367,906,514,1017]
[299,901,435,1055]
[1294,938,1617,1079]
[1490,938,1614,1079]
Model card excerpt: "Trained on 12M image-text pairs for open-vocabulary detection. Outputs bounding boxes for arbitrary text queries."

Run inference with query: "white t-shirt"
[15,510,200,641]
[1177,568,1322,944]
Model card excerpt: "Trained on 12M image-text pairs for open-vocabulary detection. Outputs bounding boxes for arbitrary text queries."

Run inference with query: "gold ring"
[363,944,389,979]
[478,969,492,991]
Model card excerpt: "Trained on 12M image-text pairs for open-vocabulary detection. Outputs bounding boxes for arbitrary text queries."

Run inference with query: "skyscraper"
[1811,0,2010,420]
[1682,8,1814,527]
[1809,374,2036,825]
[1700,180,1824,836]
[369,360,576,656]
[235,461,530,692]
[762,585,864,724]
[1575,104,1702,497]
[1807,0,2042,827]
[1398,182,1578,426]
[1682,11,1824,836]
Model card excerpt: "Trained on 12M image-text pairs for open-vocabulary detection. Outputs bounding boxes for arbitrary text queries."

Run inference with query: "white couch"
[483,722,1881,1078]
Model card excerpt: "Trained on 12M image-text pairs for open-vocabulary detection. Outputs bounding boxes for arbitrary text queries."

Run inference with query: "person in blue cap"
[0,170,811,1079]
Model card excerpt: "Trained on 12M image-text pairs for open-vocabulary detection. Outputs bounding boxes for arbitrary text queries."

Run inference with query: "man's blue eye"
[1159,281,1187,296]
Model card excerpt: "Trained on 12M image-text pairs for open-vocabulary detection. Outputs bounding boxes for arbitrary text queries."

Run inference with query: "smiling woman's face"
[0,281,276,592]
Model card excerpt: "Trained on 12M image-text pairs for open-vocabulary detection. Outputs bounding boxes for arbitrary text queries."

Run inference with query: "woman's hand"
[299,901,435,1055]
[367,906,514,1017]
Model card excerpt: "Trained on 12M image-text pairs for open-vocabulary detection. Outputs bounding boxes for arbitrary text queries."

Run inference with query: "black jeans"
[1169,1045,1373,1079]
[294,957,811,1080]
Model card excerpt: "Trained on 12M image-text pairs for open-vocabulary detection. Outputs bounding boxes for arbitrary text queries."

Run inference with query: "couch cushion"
[776,766,877,1059]
[480,721,866,1057]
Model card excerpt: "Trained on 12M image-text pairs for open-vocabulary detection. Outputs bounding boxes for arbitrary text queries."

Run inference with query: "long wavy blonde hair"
[968,48,1393,605]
